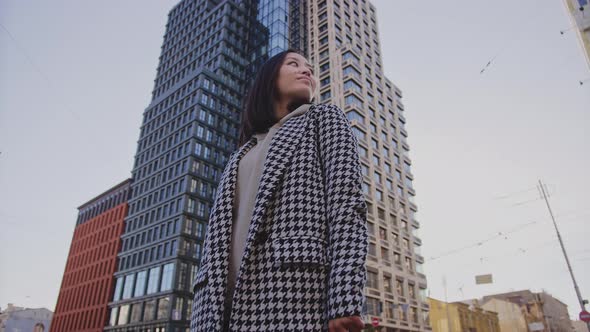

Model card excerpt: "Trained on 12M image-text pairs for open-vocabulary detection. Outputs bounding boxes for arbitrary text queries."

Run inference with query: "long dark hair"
[237,48,312,148]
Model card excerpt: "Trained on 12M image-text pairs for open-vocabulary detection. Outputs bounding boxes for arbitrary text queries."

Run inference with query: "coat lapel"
[205,105,315,316]
[238,108,313,266]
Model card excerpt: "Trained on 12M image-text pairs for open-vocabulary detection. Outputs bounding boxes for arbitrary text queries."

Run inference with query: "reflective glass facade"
[105,1,306,331]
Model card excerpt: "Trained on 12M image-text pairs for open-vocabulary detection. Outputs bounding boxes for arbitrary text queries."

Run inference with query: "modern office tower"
[105,1,308,331]
[307,1,430,331]
[563,0,590,70]
[50,180,131,332]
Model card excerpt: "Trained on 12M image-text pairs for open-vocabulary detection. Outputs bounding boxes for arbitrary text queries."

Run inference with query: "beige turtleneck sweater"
[224,103,313,308]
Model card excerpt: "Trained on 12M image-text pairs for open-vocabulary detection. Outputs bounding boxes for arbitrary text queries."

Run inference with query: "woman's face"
[275,52,318,104]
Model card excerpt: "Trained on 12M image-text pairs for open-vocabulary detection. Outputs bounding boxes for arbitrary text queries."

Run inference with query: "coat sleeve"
[315,103,369,320]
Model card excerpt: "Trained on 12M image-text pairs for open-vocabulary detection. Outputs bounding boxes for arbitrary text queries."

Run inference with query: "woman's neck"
[273,97,309,121]
[273,99,290,122]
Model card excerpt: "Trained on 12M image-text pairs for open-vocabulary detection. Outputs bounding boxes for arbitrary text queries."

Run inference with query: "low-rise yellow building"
[481,298,528,332]
[428,297,500,332]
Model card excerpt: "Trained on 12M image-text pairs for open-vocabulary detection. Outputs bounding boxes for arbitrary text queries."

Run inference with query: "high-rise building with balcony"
[307,1,430,330]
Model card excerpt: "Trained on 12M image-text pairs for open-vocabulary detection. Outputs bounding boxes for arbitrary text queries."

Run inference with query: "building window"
[160,263,175,291]
[378,227,387,240]
[362,182,369,194]
[367,221,375,235]
[351,126,366,140]
[371,138,378,149]
[113,277,124,301]
[411,307,419,323]
[134,271,147,297]
[396,279,404,296]
[346,110,365,122]
[405,177,413,189]
[358,145,368,158]
[361,164,369,176]
[408,283,416,299]
[366,297,380,316]
[109,307,119,326]
[144,300,156,321]
[380,247,389,262]
[157,296,170,319]
[117,304,130,325]
[376,189,383,201]
[147,266,161,294]
[130,303,142,323]
[385,301,395,319]
[343,50,360,63]
[343,65,361,79]
[344,79,362,94]
[122,274,135,299]
[372,155,380,166]
[345,94,363,107]
[367,270,378,289]
[405,257,412,271]
[196,222,205,238]
[383,275,392,293]
[173,297,184,320]
[187,198,195,213]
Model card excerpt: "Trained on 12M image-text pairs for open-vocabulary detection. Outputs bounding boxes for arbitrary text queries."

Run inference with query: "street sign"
[580,310,590,322]
[528,322,544,331]
[372,317,380,327]
[475,274,493,284]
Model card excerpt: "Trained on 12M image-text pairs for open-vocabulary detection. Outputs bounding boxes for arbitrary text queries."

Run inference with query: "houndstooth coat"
[189,103,368,331]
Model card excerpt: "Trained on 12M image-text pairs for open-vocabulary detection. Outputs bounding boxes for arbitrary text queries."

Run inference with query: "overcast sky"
[1,0,588,320]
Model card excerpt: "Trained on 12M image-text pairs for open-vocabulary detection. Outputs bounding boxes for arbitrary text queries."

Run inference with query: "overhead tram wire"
[0,22,81,122]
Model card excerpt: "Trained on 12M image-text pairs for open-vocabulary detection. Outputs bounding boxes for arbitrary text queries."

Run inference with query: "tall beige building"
[563,0,590,70]
[307,1,430,331]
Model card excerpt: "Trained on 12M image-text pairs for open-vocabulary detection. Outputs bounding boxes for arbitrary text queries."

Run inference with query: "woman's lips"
[297,77,312,85]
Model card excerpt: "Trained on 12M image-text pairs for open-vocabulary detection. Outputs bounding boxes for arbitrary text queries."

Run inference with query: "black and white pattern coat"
[189,103,369,331]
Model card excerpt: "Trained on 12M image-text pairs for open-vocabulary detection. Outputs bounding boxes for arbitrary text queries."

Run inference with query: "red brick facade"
[50,180,130,332]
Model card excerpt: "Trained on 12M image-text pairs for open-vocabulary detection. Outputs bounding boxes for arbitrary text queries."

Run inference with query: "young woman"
[190,49,368,332]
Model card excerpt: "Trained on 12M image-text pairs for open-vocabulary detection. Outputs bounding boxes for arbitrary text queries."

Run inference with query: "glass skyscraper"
[105,1,310,331]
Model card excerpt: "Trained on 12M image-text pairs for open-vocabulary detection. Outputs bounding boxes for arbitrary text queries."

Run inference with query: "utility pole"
[538,179,589,331]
